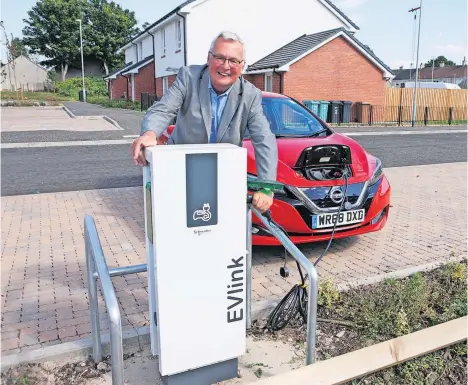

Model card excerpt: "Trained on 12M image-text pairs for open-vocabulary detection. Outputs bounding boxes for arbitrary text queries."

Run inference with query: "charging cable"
[261,171,349,331]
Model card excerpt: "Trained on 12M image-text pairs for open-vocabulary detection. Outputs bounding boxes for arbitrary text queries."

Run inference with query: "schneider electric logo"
[193,203,212,222]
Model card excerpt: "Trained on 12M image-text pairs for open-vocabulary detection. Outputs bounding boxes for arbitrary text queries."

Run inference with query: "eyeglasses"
[209,52,244,67]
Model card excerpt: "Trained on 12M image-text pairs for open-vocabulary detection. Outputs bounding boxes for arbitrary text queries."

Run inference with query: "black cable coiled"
[265,172,349,332]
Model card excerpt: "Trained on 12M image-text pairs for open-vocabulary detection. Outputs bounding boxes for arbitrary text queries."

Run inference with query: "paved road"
[1,100,464,144]
[2,132,466,196]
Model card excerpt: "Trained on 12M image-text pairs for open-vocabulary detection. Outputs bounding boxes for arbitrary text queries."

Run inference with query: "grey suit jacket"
[141,64,278,181]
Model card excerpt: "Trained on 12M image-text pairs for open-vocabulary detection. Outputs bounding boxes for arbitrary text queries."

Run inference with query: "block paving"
[1,162,466,355]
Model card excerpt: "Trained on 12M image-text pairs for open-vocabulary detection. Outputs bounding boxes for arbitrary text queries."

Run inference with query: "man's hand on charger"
[131,132,158,166]
[252,191,273,213]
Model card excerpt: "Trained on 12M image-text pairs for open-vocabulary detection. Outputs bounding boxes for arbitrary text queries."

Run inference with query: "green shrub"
[54,77,107,98]
[86,96,140,111]
[317,278,340,309]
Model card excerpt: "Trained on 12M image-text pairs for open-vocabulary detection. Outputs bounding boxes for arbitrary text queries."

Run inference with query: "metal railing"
[250,206,319,364]
[84,203,319,383]
[85,216,138,385]
[246,207,253,330]
[325,104,467,127]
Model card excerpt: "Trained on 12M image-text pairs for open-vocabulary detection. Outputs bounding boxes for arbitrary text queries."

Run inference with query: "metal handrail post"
[85,229,102,362]
[93,264,148,279]
[246,206,252,329]
[84,216,125,385]
[250,207,319,365]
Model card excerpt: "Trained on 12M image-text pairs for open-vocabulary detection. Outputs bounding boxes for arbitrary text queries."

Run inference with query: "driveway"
[1,107,118,132]
[63,102,145,134]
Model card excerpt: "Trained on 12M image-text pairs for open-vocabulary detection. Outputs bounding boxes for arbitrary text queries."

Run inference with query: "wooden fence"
[383,88,467,122]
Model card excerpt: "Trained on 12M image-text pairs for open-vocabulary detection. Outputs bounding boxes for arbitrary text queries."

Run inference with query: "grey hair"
[209,31,246,60]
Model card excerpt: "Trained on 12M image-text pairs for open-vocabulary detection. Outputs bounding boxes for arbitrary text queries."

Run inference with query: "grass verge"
[250,259,467,384]
[0,91,76,102]
[86,96,141,111]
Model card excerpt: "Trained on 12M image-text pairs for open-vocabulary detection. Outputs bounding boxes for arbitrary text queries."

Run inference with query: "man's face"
[207,38,245,93]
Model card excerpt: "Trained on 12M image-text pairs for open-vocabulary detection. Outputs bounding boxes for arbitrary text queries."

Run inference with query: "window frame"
[175,20,182,50]
[161,28,166,56]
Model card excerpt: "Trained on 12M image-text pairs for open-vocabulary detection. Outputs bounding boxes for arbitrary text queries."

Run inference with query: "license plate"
[311,209,365,229]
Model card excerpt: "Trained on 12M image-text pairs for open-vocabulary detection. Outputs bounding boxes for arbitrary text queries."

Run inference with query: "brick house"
[105,0,393,106]
[244,28,394,107]
[106,56,154,101]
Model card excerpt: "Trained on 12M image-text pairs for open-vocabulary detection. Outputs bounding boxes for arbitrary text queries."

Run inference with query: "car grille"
[300,182,365,209]
[292,181,381,230]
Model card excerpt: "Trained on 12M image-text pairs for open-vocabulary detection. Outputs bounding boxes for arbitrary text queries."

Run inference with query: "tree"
[22,0,89,81]
[22,0,140,79]
[11,38,29,58]
[84,0,139,75]
[424,56,457,68]
[0,21,17,89]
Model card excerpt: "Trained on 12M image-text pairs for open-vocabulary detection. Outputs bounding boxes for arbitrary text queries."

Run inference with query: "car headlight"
[369,157,383,185]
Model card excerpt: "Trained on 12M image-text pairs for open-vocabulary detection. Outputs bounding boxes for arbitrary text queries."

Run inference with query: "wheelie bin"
[327,100,343,123]
[303,100,320,115]
[318,100,329,122]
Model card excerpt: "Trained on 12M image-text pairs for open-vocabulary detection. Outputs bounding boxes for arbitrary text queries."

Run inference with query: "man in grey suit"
[131,31,278,213]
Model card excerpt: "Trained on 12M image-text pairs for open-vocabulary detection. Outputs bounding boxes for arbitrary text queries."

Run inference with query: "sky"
[1,0,467,69]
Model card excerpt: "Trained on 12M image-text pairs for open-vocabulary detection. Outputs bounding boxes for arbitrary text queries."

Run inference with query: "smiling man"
[131,31,278,213]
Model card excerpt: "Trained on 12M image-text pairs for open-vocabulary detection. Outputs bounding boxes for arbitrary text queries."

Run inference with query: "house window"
[161,28,166,56]
[265,73,273,92]
[176,20,182,50]
[138,41,143,60]
[163,77,169,94]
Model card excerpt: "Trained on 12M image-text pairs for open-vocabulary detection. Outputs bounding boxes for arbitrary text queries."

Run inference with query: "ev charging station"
[143,143,248,385]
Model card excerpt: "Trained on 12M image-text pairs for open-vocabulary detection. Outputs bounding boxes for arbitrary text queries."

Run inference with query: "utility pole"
[76,18,86,102]
[409,0,422,127]
[431,56,435,81]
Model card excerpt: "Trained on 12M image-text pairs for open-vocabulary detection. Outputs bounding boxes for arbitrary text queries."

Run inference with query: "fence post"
[424,107,429,126]
[369,105,373,126]
[448,107,453,125]
[398,105,402,126]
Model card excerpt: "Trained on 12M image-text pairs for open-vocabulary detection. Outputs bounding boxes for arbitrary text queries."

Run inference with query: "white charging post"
[143,144,247,385]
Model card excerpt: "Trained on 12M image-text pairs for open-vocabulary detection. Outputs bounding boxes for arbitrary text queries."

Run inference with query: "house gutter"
[176,10,188,66]
[144,28,158,97]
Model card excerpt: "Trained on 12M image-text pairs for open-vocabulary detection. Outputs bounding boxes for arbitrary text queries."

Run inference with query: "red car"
[159,91,391,246]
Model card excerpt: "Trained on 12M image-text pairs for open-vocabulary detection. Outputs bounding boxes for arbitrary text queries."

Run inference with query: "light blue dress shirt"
[208,77,232,143]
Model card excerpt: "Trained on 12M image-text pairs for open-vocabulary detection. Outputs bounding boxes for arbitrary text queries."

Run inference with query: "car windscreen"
[244,97,326,138]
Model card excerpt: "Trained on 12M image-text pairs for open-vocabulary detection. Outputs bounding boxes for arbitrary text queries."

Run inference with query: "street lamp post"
[76,18,86,102]
[410,0,423,127]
